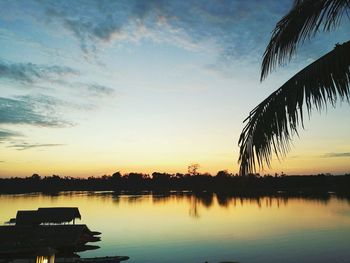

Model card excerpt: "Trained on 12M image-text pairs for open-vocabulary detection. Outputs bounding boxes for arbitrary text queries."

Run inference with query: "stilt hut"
[16,207,81,226]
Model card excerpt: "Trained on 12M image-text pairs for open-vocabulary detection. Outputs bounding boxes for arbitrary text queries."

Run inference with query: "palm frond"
[239,40,350,175]
[261,0,350,80]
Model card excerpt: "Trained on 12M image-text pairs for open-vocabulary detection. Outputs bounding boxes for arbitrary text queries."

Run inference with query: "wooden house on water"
[14,207,81,226]
[0,207,102,262]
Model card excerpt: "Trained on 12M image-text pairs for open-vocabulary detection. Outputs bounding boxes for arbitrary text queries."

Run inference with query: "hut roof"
[15,207,81,225]
[16,211,40,226]
[37,207,81,224]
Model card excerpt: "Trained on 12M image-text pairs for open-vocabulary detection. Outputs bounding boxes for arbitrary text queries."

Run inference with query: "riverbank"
[0,174,349,195]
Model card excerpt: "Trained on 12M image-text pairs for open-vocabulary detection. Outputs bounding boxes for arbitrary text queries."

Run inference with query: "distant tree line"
[0,170,349,195]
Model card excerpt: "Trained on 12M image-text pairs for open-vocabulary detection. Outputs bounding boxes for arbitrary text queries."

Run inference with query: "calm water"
[1,192,350,263]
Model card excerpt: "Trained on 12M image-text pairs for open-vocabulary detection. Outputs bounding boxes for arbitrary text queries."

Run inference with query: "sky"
[0,0,349,177]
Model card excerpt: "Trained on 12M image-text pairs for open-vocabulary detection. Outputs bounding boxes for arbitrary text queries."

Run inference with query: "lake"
[1,192,350,263]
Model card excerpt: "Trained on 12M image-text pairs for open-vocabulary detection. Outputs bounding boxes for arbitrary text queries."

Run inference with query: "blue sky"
[0,0,349,177]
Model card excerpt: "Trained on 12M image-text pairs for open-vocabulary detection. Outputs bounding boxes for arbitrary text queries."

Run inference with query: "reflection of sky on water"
[1,192,350,263]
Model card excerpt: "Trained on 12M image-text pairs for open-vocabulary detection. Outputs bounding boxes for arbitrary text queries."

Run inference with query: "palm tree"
[238,0,350,175]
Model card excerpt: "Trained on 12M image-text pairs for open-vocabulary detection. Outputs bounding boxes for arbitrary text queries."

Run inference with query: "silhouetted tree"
[175,173,184,179]
[31,173,41,180]
[0,171,349,196]
[188,163,200,176]
[112,171,122,179]
[239,0,350,175]
[216,170,230,178]
[152,172,171,180]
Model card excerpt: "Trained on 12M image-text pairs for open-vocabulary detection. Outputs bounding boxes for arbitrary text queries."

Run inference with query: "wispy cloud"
[0,59,116,100]
[0,60,79,83]
[86,83,115,97]
[322,152,350,158]
[7,143,65,151]
[2,0,346,71]
[36,0,289,60]
[0,96,71,127]
[0,129,21,142]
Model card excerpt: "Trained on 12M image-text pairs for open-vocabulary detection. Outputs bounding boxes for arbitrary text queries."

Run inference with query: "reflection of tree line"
[0,171,350,196]
[4,190,349,219]
[95,192,350,218]
[149,191,348,207]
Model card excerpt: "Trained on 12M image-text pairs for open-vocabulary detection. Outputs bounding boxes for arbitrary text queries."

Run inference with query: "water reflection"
[1,192,350,263]
[2,191,349,220]
[95,191,350,218]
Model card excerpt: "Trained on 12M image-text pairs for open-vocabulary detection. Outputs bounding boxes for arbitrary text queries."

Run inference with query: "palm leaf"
[261,0,350,80]
[239,40,350,175]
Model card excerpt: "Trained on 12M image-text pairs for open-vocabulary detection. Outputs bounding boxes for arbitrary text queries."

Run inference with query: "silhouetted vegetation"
[239,1,350,175]
[0,171,349,196]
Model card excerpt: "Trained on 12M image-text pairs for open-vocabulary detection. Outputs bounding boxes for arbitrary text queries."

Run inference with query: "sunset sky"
[0,0,349,177]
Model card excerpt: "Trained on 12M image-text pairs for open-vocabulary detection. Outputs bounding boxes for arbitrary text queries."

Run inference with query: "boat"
[77,256,129,263]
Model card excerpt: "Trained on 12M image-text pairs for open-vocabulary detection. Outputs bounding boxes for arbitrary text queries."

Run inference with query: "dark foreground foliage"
[0,171,349,195]
[239,0,350,175]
